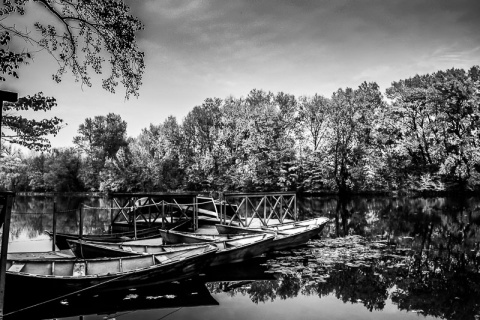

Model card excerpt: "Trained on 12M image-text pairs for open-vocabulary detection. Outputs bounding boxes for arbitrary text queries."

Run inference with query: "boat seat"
[155,254,171,263]
[215,242,226,250]
[8,263,25,272]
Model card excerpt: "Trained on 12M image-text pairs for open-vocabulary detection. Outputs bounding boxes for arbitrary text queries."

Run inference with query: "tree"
[181,98,223,190]
[2,93,63,151]
[43,148,83,192]
[327,82,384,193]
[385,66,480,190]
[0,0,145,150]
[73,113,127,190]
[0,145,26,190]
[1,0,145,98]
[219,90,298,191]
[297,94,330,152]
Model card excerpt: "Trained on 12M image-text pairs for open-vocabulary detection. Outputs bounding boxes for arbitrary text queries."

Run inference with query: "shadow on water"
[5,194,480,319]
[4,277,218,319]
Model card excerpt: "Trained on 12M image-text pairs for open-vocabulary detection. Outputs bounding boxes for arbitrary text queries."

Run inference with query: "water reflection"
[6,194,480,319]
[5,278,218,320]
[209,235,480,320]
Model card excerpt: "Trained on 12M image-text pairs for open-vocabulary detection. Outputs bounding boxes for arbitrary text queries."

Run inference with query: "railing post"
[280,195,283,223]
[110,198,114,228]
[161,200,165,229]
[52,201,57,251]
[264,195,267,225]
[0,192,14,319]
[294,194,297,221]
[79,205,83,239]
[194,195,198,231]
[244,196,248,226]
[220,193,224,224]
[133,199,137,240]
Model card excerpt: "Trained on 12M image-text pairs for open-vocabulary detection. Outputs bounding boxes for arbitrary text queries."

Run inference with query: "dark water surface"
[5,194,480,320]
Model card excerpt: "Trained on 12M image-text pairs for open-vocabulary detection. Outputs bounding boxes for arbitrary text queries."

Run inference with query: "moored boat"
[216,217,329,235]
[269,225,323,251]
[45,226,163,250]
[215,218,329,251]
[67,233,275,266]
[5,244,218,303]
[159,228,251,244]
[263,217,330,230]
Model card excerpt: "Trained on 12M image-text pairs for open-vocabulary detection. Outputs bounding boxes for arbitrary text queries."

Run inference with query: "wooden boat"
[6,250,76,260]
[215,224,273,235]
[5,244,218,302]
[264,217,330,230]
[216,220,329,251]
[216,217,329,234]
[268,225,324,251]
[45,226,163,250]
[159,228,252,244]
[67,233,275,266]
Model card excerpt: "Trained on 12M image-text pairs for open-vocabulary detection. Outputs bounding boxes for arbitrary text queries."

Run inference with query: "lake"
[4,194,480,320]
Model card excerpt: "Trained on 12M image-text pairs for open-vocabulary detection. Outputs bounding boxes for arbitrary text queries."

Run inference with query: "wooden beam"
[0,192,15,318]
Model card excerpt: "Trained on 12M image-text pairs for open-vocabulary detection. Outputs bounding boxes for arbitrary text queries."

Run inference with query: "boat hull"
[216,221,328,251]
[5,246,217,307]
[68,234,275,267]
[209,234,274,266]
[46,227,163,250]
[159,229,248,244]
[270,225,323,251]
[215,224,270,235]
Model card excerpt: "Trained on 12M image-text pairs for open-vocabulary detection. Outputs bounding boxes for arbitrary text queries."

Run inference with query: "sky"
[2,0,480,148]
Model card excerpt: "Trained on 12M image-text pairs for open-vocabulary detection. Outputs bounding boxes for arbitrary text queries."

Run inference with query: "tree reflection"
[207,228,480,319]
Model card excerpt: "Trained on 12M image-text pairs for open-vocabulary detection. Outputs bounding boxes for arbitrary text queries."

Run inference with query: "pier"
[106,192,200,231]
[219,192,297,227]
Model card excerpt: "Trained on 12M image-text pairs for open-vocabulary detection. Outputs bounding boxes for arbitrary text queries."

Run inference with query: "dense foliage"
[1,66,479,193]
[0,0,144,152]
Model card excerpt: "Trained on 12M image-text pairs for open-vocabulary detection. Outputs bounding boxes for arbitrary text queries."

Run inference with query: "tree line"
[1,66,479,194]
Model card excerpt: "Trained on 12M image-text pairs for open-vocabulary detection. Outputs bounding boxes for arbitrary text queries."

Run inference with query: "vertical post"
[79,205,83,239]
[133,199,137,240]
[244,196,247,227]
[52,201,57,251]
[294,194,297,222]
[0,192,14,318]
[279,195,283,223]
[220,193,224,225]
[264,195,267,225]
[148,198,152,226]
[161,200,165,229]
[194,196,198,231]
[110,198,114,228]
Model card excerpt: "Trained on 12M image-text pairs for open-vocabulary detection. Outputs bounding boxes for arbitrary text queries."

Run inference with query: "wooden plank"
[7,263,24,272]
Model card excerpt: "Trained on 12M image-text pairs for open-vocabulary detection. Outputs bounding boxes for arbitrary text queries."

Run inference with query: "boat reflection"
[4,278,218,320]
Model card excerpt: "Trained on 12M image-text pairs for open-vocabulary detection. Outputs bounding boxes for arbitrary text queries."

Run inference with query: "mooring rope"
[156,307,183,320]
[3,272,129,317]
[3,245,211,317]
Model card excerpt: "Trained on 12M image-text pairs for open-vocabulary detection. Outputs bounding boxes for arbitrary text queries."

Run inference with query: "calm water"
[5,194,480,320]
